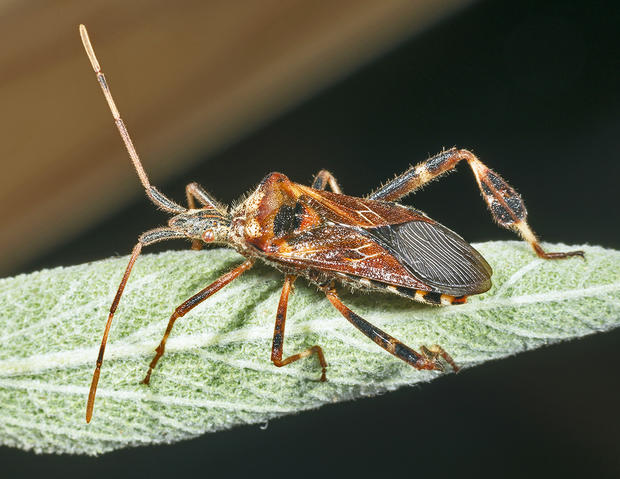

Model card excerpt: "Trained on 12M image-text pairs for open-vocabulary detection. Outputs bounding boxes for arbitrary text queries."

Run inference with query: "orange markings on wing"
[269,225,430,291]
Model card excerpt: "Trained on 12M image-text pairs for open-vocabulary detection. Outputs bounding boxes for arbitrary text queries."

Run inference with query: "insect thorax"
[230,173,316,249]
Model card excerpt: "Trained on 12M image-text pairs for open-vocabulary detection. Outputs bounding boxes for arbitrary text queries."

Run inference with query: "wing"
[291,184,492,295]
[362,220,492,295]
[269,225,432,291]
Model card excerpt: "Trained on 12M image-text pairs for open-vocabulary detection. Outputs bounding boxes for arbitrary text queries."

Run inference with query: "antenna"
[79,24,185,214]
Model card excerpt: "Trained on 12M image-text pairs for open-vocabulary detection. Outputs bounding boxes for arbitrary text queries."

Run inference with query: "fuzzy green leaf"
[0,241,618,455]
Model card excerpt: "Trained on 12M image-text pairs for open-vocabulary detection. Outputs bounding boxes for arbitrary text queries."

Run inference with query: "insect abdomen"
[350,275,468,305]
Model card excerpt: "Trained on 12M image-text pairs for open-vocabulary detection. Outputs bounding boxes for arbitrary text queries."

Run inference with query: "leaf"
[0,241,618,455]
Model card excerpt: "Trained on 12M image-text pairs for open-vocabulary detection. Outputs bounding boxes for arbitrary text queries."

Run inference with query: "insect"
[79,25,584,423]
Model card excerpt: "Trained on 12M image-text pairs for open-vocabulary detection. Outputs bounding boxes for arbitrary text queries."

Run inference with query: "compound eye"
[202,230,215,242]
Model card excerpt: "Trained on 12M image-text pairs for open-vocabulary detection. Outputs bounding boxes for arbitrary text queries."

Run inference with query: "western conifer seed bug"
[79,25,584,423]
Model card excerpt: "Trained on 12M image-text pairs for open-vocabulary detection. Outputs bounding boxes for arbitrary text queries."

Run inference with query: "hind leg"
[369,148,583,259]
[323,284,459,373]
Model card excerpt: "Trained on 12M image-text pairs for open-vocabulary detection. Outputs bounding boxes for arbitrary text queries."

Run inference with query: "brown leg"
[185,182,219,209]
[369,148,583,260]
[324,285,459,373]
[312,170,342,193]
[86,228,186,423]
[271,275,327,381]
[142,259,255,385]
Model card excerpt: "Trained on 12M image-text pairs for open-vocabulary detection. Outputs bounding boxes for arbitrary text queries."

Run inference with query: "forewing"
[270,225,430,290]
[364,221,493,295]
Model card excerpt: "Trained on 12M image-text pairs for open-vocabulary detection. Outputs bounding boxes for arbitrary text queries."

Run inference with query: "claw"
[420,344,460,373]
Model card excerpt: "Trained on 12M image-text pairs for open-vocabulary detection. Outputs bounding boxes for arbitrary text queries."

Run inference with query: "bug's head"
[168,209,231,244]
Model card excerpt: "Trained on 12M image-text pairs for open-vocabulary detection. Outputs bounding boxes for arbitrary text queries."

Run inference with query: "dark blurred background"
[2,0,620,477]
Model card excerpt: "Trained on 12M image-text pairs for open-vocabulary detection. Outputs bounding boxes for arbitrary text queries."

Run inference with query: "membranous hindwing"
[363,220,492,295]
